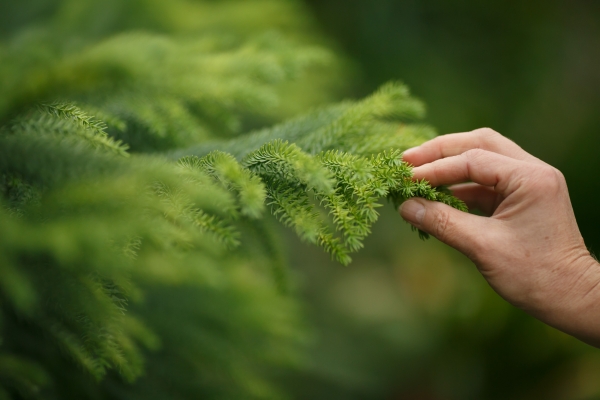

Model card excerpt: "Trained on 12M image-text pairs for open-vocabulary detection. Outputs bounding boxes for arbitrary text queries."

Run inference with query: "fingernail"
[402,147,418,160]
[399,200,425,225]
[411,166,423,176]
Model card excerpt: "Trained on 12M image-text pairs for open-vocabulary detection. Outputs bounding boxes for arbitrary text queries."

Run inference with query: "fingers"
[399,198,489,257]
[411,148,526,196]
[403,128,543,167]
[450,183,503,216]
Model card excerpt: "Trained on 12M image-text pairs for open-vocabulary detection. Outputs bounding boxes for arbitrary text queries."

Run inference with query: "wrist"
[534,253,600,346]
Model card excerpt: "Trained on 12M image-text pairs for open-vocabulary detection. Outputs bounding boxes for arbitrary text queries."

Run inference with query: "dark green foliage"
[0,0,467,399]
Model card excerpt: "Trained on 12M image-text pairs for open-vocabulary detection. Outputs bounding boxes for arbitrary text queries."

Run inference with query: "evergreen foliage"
[0,0,467,398]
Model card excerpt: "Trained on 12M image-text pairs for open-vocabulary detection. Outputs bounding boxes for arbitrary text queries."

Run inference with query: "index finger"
[412,148,527,197]
[403,128,544,167]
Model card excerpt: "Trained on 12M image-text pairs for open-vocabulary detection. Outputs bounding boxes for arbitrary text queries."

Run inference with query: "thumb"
[399,198,485,255]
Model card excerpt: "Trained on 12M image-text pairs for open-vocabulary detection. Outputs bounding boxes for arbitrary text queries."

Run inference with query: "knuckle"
[431,208,453,240]
[530,165,566,193]
[463,148,488,160]
[473,127,501,140]
[552,167,567,185]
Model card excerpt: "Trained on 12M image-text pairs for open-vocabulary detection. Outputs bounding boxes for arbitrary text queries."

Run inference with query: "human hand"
[399,128,600,346]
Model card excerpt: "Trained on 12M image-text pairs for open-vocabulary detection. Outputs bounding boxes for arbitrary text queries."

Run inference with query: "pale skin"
[399,128,600,347]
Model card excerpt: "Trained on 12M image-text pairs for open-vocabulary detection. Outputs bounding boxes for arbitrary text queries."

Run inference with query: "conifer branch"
[180,152,266,219]
[242,139,335,194]
[37,103,130,156]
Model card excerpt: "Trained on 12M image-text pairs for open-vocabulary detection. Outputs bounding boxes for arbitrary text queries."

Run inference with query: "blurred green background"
[3,0,600,399]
